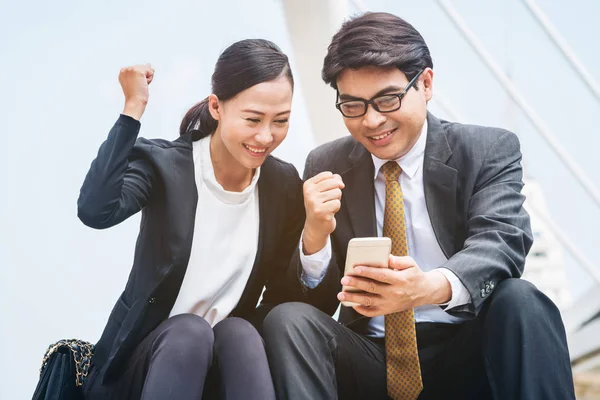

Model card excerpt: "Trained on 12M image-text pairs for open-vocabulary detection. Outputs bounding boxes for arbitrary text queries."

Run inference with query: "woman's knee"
[213,317,263,351]
[213,317,267,363]
[212,318,275,399]
[156,313,214,354]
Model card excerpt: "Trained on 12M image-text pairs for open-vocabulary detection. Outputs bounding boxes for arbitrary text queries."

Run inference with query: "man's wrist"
[423,270,452,305]
[302,224,329,255]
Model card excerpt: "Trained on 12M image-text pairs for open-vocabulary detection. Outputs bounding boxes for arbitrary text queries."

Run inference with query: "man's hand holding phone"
[339,246,452,317]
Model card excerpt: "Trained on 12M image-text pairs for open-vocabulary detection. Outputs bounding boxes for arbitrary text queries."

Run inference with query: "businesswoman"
[78,39,305,400]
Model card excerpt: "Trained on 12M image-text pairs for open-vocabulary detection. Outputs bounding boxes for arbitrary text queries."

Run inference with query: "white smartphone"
[341,237,392,307]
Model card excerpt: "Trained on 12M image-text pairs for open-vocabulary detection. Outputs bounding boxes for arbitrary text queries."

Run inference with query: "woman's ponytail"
[179,97,218,138]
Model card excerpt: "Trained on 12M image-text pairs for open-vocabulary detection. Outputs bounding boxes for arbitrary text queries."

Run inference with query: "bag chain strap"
[39,339,95,387]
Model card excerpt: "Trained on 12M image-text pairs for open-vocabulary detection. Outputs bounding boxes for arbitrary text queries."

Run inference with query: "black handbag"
[32,339,94,400]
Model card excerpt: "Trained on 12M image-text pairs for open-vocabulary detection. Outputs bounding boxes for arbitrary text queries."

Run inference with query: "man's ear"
[208,94,221,121]
[421,68,434,102]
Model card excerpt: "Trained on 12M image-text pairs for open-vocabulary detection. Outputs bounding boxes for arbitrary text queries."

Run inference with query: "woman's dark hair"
[180,39,294,137]
[322,12,433,89]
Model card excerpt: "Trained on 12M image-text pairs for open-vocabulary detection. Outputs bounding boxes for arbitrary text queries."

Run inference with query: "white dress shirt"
[169,135,260,326]
[301,120,471,337]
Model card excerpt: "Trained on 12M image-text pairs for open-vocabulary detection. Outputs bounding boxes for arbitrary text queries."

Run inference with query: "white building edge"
[522,179,572,310]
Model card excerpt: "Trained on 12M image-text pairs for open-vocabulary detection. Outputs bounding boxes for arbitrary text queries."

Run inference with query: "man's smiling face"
[336,66,433,160]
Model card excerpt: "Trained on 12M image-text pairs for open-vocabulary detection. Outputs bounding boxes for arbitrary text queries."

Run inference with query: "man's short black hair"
[322,12,433,89]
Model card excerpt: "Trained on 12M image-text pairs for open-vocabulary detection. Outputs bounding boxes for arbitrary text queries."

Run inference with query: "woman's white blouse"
[168,135,260,326]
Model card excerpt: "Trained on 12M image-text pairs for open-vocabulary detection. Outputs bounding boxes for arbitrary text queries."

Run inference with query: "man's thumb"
[389,255,415,270]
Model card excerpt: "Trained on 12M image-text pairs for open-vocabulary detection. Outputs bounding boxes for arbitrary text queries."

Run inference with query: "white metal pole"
[521,0,600,105]
[348,0,368,13]
[436,0,600,208]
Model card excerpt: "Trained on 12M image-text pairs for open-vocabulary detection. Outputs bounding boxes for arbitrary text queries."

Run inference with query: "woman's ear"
[208,94,221,121]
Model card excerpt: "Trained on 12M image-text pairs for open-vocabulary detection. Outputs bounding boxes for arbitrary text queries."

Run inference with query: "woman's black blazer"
[78,115,305,383]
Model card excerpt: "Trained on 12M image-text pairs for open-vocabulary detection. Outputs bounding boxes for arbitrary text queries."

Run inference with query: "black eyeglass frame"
[335,69,425,118]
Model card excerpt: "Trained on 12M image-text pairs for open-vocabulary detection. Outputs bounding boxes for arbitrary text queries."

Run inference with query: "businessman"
[261,12,575,400]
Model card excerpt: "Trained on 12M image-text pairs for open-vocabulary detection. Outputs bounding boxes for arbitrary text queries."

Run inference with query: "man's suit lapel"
[423,113,457,258]
[340,143,377,239]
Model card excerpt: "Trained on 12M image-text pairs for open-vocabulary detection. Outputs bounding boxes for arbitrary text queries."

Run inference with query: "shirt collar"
[371,119,428,180]
[197,135,261,204]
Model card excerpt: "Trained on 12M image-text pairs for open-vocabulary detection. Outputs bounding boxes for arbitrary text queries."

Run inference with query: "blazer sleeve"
[442,131,533,317]
[262,152,342,316]
[77,114,156,229]
[257,163,306,309]
[294,238,343,316]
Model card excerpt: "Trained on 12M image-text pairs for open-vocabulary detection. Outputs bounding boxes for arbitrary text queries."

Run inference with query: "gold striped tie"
[381,161,423,400]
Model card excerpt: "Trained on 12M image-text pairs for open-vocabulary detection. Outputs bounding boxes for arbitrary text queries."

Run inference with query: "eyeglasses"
[335,70,424,118]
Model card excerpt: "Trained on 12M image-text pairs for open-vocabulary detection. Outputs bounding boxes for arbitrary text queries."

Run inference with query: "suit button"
[148,297,156,304]
[490,282,495,290]
[480,289,486,298]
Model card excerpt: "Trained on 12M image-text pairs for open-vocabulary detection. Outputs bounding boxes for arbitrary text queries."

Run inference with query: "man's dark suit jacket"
[77,115,305,383]
[294,112,533,327]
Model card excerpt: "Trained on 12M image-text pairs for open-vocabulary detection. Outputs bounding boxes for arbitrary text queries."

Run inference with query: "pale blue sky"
[1,0,599,398]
